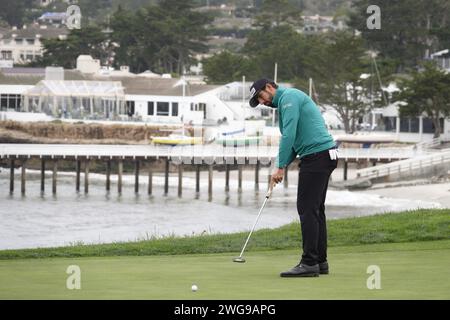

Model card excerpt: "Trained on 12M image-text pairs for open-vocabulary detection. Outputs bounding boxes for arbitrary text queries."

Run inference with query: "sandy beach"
[361,182,450,208]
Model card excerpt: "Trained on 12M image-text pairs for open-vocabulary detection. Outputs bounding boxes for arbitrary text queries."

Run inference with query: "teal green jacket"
[273,86,335,168]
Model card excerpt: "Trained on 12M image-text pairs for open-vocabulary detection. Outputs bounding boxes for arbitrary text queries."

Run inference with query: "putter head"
[233,257,246,263]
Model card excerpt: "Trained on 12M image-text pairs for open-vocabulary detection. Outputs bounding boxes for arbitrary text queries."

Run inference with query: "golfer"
[249,79,339,277]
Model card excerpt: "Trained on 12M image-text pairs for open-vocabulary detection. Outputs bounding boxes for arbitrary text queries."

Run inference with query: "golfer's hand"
[271,168,284,186]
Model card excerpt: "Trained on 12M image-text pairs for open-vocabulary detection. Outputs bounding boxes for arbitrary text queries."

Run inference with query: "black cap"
[249,78,271,108]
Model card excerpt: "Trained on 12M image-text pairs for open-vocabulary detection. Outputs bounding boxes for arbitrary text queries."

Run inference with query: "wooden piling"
[178,164,183,197]
[52,160,58,194]
[195,165,200,193]
[255,161,260,190]
[148,161,153,195]
[40,159,45,193]
[344,160,348,181]
[84,159,90,193]
[118,159,123,194]
[284,165,289,188]
[164,158,169,194]
[21,159,26,195]
[208,165,213,200]
[225,165,230,192]
[238,165,243,192]
[75,159,81,192]
[106,160,111,192]
[135,160,140,194]
[9,158,14,193]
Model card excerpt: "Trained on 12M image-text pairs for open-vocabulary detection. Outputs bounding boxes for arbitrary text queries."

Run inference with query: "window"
[11,95,21,110]
[423,117,444,134]
[172,102,178,116]
[0,94,21,111]
[400,117,419,133]
[147,102,154,115]
[1,51,12,60]
[126,101,135,116]
[157,102,169,116]
[382,117,396,131]
[26,39,34,45]
[80,98,90,113]
[0,95,7,110]
[261,108,270,117]
[190,103,206,112]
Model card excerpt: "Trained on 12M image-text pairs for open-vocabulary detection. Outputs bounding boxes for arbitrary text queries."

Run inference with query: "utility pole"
[272,62,278,127]
[242,75,246,111]
[309,78,313,97]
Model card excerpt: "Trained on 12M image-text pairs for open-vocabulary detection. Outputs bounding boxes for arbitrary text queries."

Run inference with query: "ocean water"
[0,169,442,250]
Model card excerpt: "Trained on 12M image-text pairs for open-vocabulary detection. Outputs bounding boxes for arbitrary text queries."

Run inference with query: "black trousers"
[297,148,338,266]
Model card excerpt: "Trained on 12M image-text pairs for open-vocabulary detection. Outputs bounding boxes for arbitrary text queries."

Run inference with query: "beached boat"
[151,128,202,146]
[215,135,262,147]
[151,134,203,146]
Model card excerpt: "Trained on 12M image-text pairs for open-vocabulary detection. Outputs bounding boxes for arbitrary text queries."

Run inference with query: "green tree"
[243,25,315,81]
[348,0,450,73]
[300,32,373,133]
[155,0,211,74]
[203,51,257,83]
[76,0,113,21]
[397,63,450,138]
[109,6,148,72]
[0,0,33,27]
[110,0,211,73]
[36,25,109,69]
[254,0,303,28]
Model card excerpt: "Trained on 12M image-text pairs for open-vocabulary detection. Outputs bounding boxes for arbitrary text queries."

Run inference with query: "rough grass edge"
[0,209,449,260]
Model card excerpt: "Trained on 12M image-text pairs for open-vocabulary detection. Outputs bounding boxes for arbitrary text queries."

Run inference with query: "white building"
[37,12,68,25]
[367,103,450,142]
[37,0,76,8]
[431,49,450,72]
[0,57,265,125]
[301,15,346,34]
[1,63,449,142]
[0,25,68,64]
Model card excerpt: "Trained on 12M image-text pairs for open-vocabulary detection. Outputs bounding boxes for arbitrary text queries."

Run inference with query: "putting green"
[1,240,449,299]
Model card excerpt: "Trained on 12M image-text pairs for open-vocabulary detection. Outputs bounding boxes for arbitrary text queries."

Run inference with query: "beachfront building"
[0,56,266,124]
[362,93,450,142]
[2,55,447,140]
[21,80,126,120]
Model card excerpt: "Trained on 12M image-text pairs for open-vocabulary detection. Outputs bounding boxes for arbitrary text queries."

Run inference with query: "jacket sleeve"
[277,94,300,168]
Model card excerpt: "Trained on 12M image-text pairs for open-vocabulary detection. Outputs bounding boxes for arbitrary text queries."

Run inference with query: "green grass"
[0,209,449,260]
[1,240,449,299]
[0,209,449,299]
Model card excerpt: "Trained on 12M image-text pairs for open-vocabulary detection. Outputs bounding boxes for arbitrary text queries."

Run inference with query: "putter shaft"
[237,190,272,259]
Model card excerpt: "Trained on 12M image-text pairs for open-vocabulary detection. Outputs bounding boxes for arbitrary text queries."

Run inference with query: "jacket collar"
[272,86,286,108]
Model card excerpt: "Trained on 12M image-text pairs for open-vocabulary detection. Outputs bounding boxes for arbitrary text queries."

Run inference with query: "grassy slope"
[1,209,449,260]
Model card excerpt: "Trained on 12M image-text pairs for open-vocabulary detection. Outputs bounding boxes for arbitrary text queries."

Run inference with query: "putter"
[233,183,275,263]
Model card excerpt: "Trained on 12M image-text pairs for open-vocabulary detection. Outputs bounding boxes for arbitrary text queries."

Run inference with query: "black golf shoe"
[319,261,329,275]
[280,263,320,277]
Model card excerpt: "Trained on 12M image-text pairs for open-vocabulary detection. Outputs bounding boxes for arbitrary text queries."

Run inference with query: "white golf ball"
[191,285,198,292]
